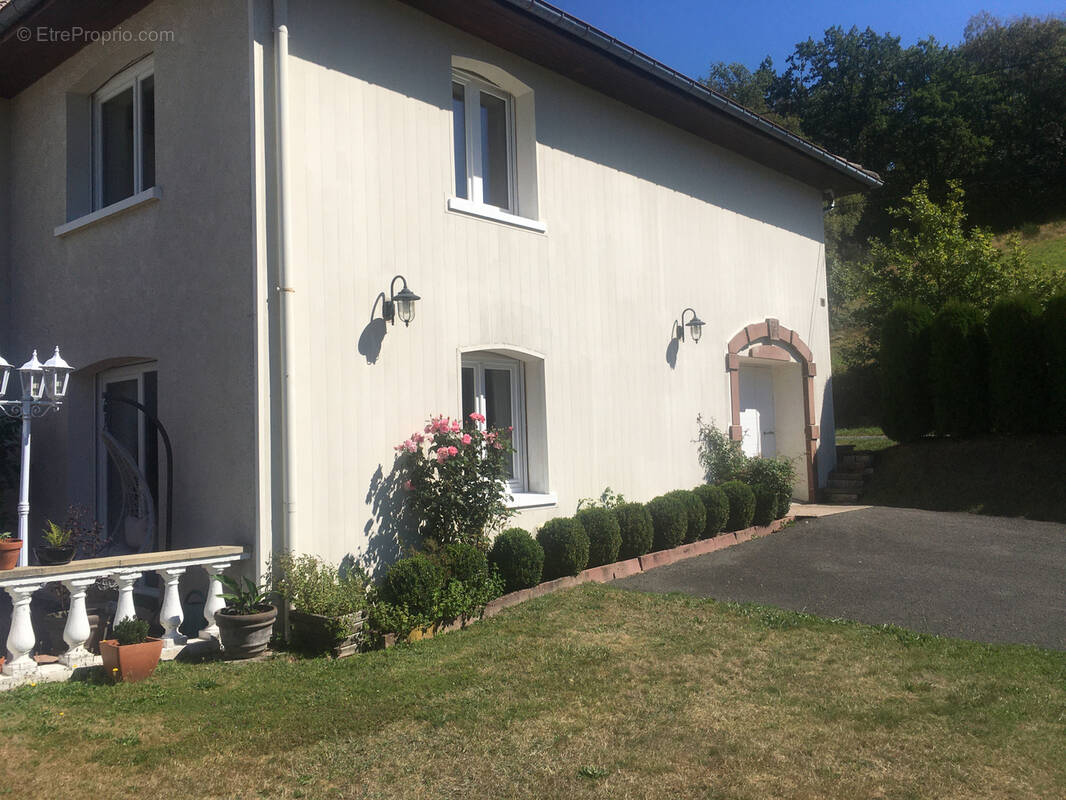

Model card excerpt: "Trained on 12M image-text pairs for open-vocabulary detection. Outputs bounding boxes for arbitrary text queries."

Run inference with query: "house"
[0,0,880,583]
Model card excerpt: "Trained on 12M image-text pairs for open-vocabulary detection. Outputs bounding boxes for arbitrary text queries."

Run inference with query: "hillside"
[999,218,1066,273]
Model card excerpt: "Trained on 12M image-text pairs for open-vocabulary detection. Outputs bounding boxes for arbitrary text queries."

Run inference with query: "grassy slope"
[2,585,1065,799]
[862,434,1066,522]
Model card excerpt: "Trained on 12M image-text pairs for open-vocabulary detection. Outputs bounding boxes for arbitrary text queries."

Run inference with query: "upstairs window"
[452,70,516,213]
[93,57,155,210]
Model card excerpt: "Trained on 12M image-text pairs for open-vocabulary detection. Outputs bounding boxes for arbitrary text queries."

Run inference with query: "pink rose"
[403,480,414,491]
[403,439,417,453]
[469,412,485,423]
[461,433,472,445]
[450,420,461,433]
[448,446,458,456]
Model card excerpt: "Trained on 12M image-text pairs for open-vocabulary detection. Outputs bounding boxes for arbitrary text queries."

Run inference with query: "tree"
[702,58,803,133]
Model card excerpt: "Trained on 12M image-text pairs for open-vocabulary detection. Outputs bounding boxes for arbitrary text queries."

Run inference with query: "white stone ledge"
[446,196,547,233]
[53,186,162,237]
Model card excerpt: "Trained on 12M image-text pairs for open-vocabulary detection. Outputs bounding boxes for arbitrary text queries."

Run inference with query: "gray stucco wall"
[3,0,259,557]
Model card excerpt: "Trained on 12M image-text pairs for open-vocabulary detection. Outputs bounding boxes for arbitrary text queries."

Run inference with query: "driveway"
[612,506,1066,650]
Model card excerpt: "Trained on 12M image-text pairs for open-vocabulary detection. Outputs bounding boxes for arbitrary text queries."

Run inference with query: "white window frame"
[95,362,156,530]
[462,355,527,494]
[452,69,517,214]
[92,56,155,211]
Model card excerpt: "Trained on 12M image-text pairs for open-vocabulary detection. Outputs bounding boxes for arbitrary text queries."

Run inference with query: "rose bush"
[395,413,516,550]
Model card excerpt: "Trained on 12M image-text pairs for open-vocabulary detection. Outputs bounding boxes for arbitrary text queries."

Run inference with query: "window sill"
[446,197,546,233]
[54,187,162,237]
[506,492,558,510]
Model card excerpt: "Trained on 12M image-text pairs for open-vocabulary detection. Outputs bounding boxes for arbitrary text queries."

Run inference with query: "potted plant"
[273,552,367,657]
[0,531,21,570]
[215,574,277,659]
[35,520,75,565]
[100,617,164,683]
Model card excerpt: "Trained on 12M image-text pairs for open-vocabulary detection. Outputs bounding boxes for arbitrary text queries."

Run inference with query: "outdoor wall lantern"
[0,346,75,567]
[382,275,421,328]
[674,308,705,344]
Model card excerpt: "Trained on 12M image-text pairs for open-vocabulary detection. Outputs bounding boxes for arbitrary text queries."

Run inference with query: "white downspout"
[273,0,297,556]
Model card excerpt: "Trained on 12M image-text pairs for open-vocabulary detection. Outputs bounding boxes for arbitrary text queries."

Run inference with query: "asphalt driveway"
[612,506,1066,650]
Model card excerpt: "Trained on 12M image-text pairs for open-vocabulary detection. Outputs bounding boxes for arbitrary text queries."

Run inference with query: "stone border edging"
[387,516,793,646]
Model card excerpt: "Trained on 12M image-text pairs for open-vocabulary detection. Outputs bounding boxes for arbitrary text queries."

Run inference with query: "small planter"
[289,609,365,658]
[0,539,21,570]
[100,637,164,683]
[216,604,277,659]
[39,611,104,656]
[34,545,75,566]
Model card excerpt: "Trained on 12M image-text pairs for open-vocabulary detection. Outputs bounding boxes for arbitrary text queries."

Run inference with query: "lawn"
[2,585,1064,799]
[861,434,1066,523]
[836,425,895,452]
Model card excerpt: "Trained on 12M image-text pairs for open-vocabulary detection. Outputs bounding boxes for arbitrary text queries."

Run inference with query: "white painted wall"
[278,0,836,569]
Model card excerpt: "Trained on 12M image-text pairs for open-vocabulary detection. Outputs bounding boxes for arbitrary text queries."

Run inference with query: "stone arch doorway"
[726,318,819,501]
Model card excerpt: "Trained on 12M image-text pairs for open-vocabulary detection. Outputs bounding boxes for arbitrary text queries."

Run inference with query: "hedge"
[1045,294,1066,433]
[613,503,654,559]
[988,294,1045,434]
[693,484,729,537]
[929,301,988,437]
[575,507,622,568]
[752,486,777,526]
[666,489,706,543]
[488,528,543,593]
[536,517,590,580]
[378,554,443,618]
[879,300,933,442]
[646,494,687,551]
[720,480,756,531]
[440,542,489,585]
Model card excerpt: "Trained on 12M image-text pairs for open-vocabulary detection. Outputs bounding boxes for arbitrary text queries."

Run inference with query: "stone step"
[829,469,868,481]
[841,454,874,469]
[836,443,856,456]
[823,489,861,504]
[827,477,864,491]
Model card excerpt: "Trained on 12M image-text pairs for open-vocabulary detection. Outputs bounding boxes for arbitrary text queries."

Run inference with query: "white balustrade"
[0,546,246,686]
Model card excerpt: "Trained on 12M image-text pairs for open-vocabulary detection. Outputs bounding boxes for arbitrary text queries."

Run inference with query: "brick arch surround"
[726,318,819,500]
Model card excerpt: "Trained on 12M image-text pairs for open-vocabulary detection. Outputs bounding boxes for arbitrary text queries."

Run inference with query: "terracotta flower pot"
[289,609,365,657]
[100,637,164,683]
[34,545,75,566]
[216,604,277,659]
[0,539,22,570]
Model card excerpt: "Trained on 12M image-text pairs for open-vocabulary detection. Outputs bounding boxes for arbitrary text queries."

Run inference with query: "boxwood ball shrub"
[536,517,590,580]
[378,553,443,618]
[1045,293,1066,433]
[575,507,622,568]
[720,480,756,531]
[646,494,687,551]
[929,300,988,437]
[752,485,777,526]
[489,528,544,593]
[775,491,793,520]
[987,293,1045,434]
[879,300,934,442]
[693,484,729,537]
[666,489,706,543]
[612,502,654,559]
[440,542,489,585]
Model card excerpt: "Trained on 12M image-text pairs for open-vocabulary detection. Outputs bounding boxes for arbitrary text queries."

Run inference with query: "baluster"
[157,567,187,649]
[3,583,42,677]
[198,562,232,641]
[59,577,98,668]
[112,569,141,625]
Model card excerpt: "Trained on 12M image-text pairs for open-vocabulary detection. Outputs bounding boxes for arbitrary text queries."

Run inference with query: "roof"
[0,0,880,195]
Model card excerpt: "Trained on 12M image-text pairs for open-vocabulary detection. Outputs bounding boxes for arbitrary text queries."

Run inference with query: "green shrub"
[693,485,729,537]
[113,617,150,646]
[666,489,705,543]
[377,554,443,618]
[929,301,988,437]
[987,294,1045,434]
[271,551,368,617]
[646,495,687,551]
[440,542,489,585]
[488,528,544,592]
[879,300,933,442]
[612,503,654,559]
[536,518,590,580]
[720,480,756,531]
[774,491,793,519]
[695,415,747,483]
[1045,294,1066,433]
[752,486,777,526]
[575,507,622,568]
[740,457,795,503]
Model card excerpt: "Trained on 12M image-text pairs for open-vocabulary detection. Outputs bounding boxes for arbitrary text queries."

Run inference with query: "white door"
[739,366,776,457]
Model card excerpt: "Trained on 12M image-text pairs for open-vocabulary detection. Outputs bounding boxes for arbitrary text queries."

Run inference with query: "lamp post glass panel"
[383,275,421,328]
[676,308,705,344]
[0,347,74,567]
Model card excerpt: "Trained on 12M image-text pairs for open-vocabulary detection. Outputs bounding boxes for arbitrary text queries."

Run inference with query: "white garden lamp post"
[0,347,74,567]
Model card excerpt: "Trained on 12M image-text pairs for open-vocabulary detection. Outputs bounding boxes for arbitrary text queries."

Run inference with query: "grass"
[836,425,896,452]
[1011,219,1066,273]
[861,434,1066,523]
[2,584,1065,799]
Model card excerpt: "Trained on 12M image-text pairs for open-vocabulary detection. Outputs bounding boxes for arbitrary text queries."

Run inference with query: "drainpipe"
[273,0,297,557]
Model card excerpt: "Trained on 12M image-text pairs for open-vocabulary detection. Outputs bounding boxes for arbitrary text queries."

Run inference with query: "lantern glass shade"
[394,286,420,327]
[0,356,10,397]
[19,351,45,400]
[42,347,73,399]
[686,315,705,344]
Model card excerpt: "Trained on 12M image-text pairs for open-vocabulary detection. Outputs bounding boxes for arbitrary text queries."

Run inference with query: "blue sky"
[553,0,1066,79]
